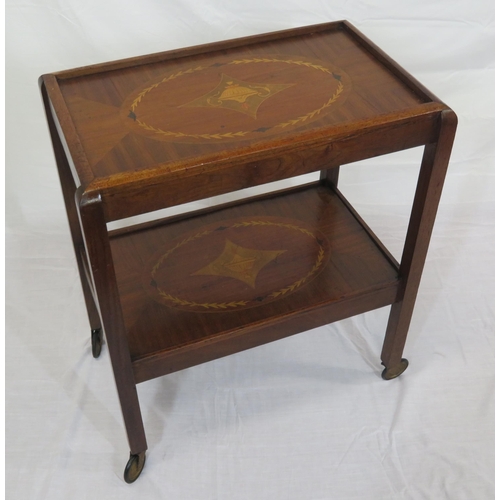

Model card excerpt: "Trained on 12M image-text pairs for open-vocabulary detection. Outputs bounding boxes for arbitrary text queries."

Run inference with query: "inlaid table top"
[41,21,447,221]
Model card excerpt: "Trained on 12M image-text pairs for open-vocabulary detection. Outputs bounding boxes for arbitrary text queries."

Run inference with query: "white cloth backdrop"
[6,1,494,498]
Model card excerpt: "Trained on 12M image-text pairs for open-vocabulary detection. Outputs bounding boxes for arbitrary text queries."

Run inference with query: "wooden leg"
[40,83,101,333]
[381,109,457,377]
[77,190,148,466]
[320,165,340,189]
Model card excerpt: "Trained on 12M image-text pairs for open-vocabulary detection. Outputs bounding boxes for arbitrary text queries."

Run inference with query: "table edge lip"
[80,101,449,193]
[44,21,347,80]
[129,279,401,375]
[41,20,445,108]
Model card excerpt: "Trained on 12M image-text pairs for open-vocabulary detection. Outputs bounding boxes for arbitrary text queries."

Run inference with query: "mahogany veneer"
[40,20,456,482]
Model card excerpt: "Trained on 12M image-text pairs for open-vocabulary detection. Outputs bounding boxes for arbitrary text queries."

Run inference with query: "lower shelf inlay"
[109,183,399,380]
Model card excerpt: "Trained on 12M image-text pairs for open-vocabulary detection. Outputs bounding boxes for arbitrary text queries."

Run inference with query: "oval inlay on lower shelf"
[144,216,331,312]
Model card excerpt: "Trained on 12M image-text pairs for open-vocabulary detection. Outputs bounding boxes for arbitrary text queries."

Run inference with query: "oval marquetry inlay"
[144,216,331,312]
[121,55,351,143]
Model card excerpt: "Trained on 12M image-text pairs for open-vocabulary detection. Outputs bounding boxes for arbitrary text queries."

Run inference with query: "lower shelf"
[109,182,400,383]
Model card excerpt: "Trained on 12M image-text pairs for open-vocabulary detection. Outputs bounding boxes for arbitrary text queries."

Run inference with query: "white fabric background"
[6,1,494,498]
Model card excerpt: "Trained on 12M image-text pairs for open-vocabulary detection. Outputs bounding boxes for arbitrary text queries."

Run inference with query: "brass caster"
[91,328,103,359]
[124,451,146,484]
[381,358,409,380]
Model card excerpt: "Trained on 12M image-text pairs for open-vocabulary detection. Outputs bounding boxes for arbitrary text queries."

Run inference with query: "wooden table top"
[41,21,449,220]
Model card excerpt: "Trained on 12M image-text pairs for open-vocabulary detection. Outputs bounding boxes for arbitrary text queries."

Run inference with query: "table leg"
[77,190,148,482]
[381,109,457,379]
[40,83,101,335]
[320,165,340,189]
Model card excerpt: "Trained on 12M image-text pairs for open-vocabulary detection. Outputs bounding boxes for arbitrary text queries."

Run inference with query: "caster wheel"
[124,451,146,484]
[382,358,409,380]
[91,328,103,359]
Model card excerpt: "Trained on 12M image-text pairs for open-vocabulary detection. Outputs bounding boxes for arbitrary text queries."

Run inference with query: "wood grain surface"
[40,22,457,466]
[41,21,448,222]
[108,183,400,382]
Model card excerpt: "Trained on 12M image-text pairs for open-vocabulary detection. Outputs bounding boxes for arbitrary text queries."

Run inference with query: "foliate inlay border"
[149,220,329,311]
[127,57,347,141]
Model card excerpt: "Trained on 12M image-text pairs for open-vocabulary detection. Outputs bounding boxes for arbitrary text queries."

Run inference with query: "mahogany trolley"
[40,21,456,482]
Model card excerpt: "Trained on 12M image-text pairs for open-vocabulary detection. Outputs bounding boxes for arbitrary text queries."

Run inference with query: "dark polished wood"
[40,21,456,481]
[76,190,147,456]
[320,166,340,190]
[108,184,399,383]
[381,109,457,370]
[40,21,445,222]
[40,82,101,332]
